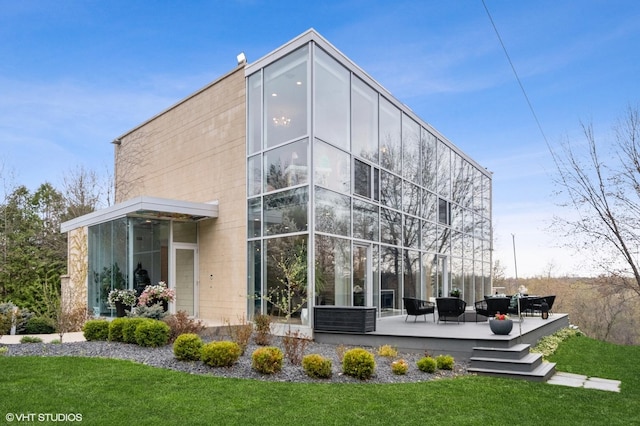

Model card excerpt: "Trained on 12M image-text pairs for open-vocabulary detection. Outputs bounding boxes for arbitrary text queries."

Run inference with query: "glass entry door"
[353,244,372,306]
[173,243,198,316]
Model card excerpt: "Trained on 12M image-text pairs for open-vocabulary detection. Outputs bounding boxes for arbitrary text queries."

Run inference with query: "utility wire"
[481,0,551,149]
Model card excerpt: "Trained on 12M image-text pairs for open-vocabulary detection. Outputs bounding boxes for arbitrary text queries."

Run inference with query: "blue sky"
[1,1,639,277]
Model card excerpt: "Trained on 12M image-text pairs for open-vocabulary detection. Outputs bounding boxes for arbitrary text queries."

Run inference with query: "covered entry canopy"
[60,195,219,233]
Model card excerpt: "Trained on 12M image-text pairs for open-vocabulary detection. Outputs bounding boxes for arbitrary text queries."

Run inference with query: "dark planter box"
[313,306,377,333]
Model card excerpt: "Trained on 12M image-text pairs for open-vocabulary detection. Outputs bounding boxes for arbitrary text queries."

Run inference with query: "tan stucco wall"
[114,66,247,324]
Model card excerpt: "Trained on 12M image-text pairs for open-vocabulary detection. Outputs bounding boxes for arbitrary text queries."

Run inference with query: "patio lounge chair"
[402,297,436,322]
[474,297,510,321]
[436,297,467,324]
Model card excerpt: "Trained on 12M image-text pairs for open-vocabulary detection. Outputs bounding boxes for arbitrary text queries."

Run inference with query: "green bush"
[82,319,109,341]
[436,354,455,370]
[20,335,43,344]
[0,346,7,355]
[377,344,398,358]
[417,356,437,373]
[391,359,409,375]
[253,314,272,346]
[201,341,242,367]
[122,318,151,344]
[108,318,129,342]
[251,346,283,374]
[173,333,204,361]
[134,319,170,347]
[302,353,332,379]
[342,348,376,380]
[24,317,56,334]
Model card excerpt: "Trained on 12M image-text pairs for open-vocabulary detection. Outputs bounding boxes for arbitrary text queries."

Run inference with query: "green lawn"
[1,335,638,425]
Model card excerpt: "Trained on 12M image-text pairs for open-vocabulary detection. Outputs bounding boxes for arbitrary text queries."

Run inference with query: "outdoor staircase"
[468,344,556,382]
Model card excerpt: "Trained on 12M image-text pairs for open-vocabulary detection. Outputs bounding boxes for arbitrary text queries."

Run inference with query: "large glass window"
[315,234,351,306]
[403,214,420,249]
[315,187,350,236]
[263,187,308,236]
[402,114,420,184]
[248,72,262,154]
[403,249,420,299]
[265,236,308,318]
[248,198,261,238]
[248,154,261,196]
[354,159,379,200]
[264,46,308,148]
[314,47,349,150]
[380,245,402,314]
[437,140,451,198]
[380,170,402,210]
[380,207,402,246]
[264,139,308,192]
[379,97,401,174]
[421,128,437,191]
[351,77,378,162]
[314,140,350,193]
[353,199,379,241]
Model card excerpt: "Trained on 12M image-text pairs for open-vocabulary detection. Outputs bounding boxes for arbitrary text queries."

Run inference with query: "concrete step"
[469,352,543,373]
[472,344,531,360]
[468,361,556,382]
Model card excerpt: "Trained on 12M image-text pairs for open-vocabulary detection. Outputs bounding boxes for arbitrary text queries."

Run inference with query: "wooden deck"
[313,312,570,360]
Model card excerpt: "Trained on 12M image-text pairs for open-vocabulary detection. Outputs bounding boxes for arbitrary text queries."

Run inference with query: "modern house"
[60,29,493,329]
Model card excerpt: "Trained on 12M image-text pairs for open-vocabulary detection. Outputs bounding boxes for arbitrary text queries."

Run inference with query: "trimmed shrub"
[173,333,204,361]
[342,348,376,380]
[0,346,7,355]
[251,346,283,374]
[201,341,242,367]
[135,319,170,347]
[24,316,56,334]
[436,354,455,370]
[20,335,43,343]
[108,318,129,342]
[122,318,151,344]
[377,344,398,358]
[391,359,409,375]
[82,319,109,341]
[417,356,437,373]
[302,354,332,379]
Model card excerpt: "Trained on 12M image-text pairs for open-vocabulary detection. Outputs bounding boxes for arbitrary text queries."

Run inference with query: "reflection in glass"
[380,245,401,315]
[403,181,420,216]
[353,199,379,241]
[381,207,402,246]
[437,140,451,197]
[379,97,401,174]
[352,77,378,162]
[380,170,402,210]
[403,214,420,249]
[354,159,371,198]
[264,139,308,192]
[402,114,420,184]
[247,241,262,317]
[314,140,350,193]
[315,234,351,306]
[248,154,261,196]
[403,249,420,299]
[265,46,308,148]
[315,187,350,236]
[314,47,349,150]
[248,198,261,238]
[265,236,308,318]
[248,72,262,155]
[264,187,308,236]
[422,128,437,191]
[422,219,437,252]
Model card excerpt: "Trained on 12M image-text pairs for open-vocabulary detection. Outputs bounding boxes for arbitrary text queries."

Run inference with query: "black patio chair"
[474,297,510,321]
[507,296,531,319]
[436,297,467,324]
[402,297,436,322]
[529,295,556,316]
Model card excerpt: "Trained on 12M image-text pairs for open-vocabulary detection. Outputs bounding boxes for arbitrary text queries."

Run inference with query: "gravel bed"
[3,337,468,384]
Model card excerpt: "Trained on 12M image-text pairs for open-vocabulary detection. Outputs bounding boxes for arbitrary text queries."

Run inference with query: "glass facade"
[247,40,492,324]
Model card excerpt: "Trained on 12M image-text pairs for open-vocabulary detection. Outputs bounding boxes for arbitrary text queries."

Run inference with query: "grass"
[1,335,638,425]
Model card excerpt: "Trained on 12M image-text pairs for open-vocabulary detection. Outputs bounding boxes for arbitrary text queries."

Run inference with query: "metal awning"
[60,195,219,233]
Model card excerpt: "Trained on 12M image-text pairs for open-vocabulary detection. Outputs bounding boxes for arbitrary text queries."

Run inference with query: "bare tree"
[550,105,640,297]
[61,165,102,221]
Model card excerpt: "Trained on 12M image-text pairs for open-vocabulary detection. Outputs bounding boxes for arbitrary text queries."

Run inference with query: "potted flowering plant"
[489,312,513,335]
[107,289,137,317]
[449,287,461,298]
[138,281,175,311]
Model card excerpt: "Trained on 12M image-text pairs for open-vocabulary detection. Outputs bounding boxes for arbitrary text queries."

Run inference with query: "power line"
[481,0,551,149]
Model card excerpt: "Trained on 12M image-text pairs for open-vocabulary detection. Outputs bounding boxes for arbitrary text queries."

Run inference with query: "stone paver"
[548,372,621,392]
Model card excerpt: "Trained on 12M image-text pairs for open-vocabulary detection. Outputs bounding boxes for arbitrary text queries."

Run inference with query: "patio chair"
[436,297,467,324]
[403,297,436,322]
[474,297,510,321]
[529,295,556,316]
[507,296,531,319]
